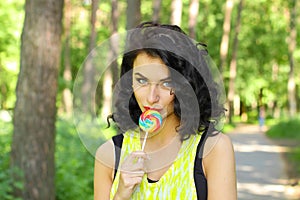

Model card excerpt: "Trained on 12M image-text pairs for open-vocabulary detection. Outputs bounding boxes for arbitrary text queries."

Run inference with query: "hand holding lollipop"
[139,109,162,151]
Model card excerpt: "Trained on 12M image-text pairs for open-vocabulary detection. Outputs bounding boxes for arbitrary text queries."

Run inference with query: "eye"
[136,78,148,85]
[161,80,173,88]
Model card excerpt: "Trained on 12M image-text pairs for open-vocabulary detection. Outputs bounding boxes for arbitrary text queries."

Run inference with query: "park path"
[227,124,297,200]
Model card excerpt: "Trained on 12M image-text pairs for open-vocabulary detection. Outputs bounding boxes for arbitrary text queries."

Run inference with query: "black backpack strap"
[195,129,208,162]
[194,130,208,200]
[197,127,220,158]
[112,134,124,180]
[197,129,208,158]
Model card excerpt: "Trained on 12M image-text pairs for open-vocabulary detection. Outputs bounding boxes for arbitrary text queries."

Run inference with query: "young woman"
[94,22,237,200]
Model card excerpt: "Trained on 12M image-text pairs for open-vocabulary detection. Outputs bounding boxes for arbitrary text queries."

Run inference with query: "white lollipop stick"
[141,131,148,151]
[139,109,162,151]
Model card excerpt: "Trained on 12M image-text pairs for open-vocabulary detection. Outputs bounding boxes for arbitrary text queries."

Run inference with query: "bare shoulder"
[202,132,234,159]
[203,133,237,200]
[203,133,235,171]
[95,138,115,169]
[94,139,115,200]
[211,133,234,153]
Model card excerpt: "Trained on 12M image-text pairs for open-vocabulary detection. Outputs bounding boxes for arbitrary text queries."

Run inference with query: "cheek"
[133,89,143,100]
[163,94,175,109]
[133,90,144,106]
[162,93,175,103]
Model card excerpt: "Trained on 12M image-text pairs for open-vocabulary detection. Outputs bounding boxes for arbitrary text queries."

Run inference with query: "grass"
[266,117,300,186]
[266,117,300,139]
[288,147,300,180]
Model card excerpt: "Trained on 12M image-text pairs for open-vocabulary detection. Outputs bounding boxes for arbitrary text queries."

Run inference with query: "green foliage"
[1,0,299,121]
[55,117,94,200]
[289,147,300,178]
[269,119,300,183]
[0,0,24,109]
[0,119,23,200]
[197,0,224,59]
[141,1,153,22]
[0,1,24,57]
[222,123,236,133]
[234,0,291,111]
[266,117,300,139]
[0,115,117,200]
[55,116,116,200]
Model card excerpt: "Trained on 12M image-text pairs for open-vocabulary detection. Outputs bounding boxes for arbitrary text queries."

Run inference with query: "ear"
[170,89,175,95]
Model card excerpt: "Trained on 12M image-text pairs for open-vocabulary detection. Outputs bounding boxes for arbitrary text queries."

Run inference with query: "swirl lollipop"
[139,109,162,151]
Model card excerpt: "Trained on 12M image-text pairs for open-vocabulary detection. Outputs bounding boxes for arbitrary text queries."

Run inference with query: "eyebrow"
[134,72,147,78]
[134,72,171,81]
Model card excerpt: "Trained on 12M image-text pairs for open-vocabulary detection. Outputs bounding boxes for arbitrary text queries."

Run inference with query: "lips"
[144,106,162,112]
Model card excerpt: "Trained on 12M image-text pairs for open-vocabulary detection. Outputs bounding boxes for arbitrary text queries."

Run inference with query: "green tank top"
[110,130,202,199]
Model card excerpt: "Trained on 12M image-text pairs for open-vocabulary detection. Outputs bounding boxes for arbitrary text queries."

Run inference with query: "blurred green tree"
[0,1,24,110]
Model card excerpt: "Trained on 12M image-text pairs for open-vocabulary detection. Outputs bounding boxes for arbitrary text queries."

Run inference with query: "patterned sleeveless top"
[110,131,207,199]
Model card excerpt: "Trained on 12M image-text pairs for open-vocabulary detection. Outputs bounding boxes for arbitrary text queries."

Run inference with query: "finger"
[132,176,143,185]
[120,172,144,188]
[122,177,143,190]
[121,161,146,173]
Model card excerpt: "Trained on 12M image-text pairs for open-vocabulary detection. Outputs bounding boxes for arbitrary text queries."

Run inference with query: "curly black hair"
[109,22,225,140]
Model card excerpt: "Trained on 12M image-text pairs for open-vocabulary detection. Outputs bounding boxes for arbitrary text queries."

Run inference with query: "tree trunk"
[171,0,182,26]
[188,0,199,39]
[11,0,64,199]
[101,0,119,118]
[81,0,99,115]
[111,0,118,33]
[62,0,73,116]
[152,0,162,22]
[110,0,119,87]
[287,0,298,117]
[227,0,243,124]
[126,0,141,29]
[219,0,234,73]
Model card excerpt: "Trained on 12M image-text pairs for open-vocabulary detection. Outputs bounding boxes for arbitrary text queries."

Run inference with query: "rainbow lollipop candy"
[139,109,162,151]
[139,109,162,132]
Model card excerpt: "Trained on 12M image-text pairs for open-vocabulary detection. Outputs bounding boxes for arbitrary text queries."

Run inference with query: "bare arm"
[94,139,146,200]
[203,134,237,200]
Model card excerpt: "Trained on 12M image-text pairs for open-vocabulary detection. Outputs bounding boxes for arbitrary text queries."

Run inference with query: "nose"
[147,84,160,104]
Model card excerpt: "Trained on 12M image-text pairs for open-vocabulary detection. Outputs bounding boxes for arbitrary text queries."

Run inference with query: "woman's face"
[132,52,175,119]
